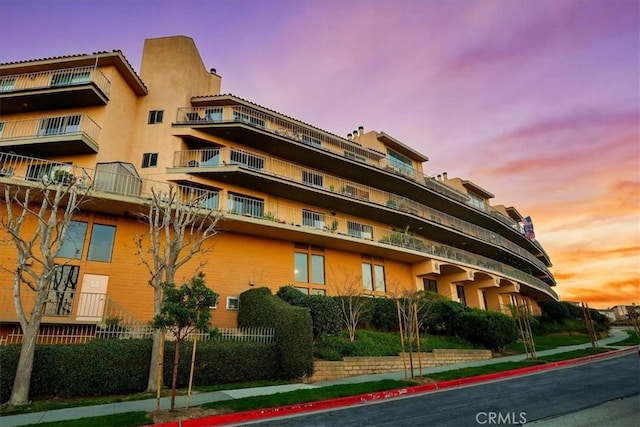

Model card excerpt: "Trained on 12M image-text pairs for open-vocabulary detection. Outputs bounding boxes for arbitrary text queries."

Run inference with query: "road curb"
[151,347,636,426]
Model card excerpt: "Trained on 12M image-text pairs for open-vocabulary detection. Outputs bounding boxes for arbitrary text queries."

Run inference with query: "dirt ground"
[147,407,224,423]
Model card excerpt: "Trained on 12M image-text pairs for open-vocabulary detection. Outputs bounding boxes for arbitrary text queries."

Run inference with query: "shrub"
[276,285,308,306]
[369,298,398,332]
[423,300,471,335]
[453,309,518,352]
[276,286,341,339]
[239,287,313,379]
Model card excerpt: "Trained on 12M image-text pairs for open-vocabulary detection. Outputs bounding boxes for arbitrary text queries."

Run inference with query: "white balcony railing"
[0,65,111,96]
[0,113,101,147]
[173,148,550,273]
[0,152,556,299]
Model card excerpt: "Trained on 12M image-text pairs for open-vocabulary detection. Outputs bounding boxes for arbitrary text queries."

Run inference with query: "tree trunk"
[8,320,40,405]
[146,287,163,392]
[170,339,181,411]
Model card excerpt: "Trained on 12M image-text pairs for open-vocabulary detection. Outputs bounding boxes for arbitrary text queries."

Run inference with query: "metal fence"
[1,324,275,346]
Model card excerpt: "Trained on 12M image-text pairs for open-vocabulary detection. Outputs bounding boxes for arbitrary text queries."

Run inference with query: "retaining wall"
[310,349,493,382]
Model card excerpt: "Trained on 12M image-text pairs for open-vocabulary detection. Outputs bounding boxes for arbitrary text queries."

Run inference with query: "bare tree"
[328,267,370,342]
[134,186,222,392]
[0,176,89,405]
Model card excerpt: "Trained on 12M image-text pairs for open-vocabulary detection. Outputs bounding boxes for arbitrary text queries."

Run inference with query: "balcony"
[0,114,100,156]
[172,148,554,281]
[0,152,556,298]
[0,66,110,114]
[174,103,548,265]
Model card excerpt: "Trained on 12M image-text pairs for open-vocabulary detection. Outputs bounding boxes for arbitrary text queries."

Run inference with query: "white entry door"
[76,274,109,321]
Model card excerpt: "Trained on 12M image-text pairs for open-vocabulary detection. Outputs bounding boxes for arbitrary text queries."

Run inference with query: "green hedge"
[239,287,314,379]
[454,309,518,352]
[276,286,341,338]
[0,338,280,402]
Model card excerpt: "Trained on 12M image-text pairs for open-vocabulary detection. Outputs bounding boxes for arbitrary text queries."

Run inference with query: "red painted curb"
[151,347,636,426]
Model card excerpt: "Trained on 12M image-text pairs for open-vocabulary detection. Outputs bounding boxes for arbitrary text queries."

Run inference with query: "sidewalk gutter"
[152,346,637,427]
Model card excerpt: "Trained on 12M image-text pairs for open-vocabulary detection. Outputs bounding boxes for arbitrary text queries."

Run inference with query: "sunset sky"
[2,0,638,308]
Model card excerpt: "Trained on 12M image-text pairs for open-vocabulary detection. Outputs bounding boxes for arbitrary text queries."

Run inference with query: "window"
[347,221,373,239]
[456,285,467,306]
[374,265,386,292]
[362,261,385,291]
[43,265,80,316]
[228,193,264,217]
[344,151,367,163]
[302,170,323,188]
[58,221,88,259]
[199,191,219,210]
[0,77,16,92]
[423,278,438,294]
[87,224,116,262]
[147,110,164,124]
[204,108,223,121]
[51,70,90,86]
[39,115,81,136]
[0,122,5,138]
[233,111,265,128]
[387,150,414,177]
[301,134,322,148]
[294,250,325,285]
[229,148,264,170]
[142,153,158,168]
[226,297,239,310]
[312,289,326,296]
[302,210,325,229]
[362,263,373,291]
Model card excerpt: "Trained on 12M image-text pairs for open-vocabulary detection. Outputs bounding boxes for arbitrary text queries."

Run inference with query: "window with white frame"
[226,296,239,310]
[362,261,385,292]
[141,152,158,168]
[347,221,373,239]
[147,110,164,124]
[302,209,325,229]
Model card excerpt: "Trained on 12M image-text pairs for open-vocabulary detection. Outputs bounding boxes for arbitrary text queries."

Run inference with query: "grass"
[425,347,611,381]
[314,329,479,360]
[21,412,153,427]
[506,333,593,353]
[608,329,640,346]
[201,379,418,412]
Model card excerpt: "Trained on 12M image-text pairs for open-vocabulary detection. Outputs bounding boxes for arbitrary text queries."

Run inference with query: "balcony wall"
[0,66,110,114]
[0,113,100,155]
[0,152,557,300]
[172,148,552,277]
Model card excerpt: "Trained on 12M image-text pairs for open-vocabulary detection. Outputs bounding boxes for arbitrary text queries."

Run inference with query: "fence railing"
[174,103,525,232]
[173,148,549,273]
[1,325,274,346]
[0,152,556,299]
[0,65,111,97]
[0,113,101,147]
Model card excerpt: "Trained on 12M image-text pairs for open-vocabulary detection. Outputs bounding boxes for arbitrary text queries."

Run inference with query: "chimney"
[443,172,448,180]
[437,174,442,180]
[353,129,359,137]
[358,125,364,135]
[347,133,352,140]
[210,68,217,74]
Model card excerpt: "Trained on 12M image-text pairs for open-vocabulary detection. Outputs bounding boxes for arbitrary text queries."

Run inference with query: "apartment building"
[0,36,557,331]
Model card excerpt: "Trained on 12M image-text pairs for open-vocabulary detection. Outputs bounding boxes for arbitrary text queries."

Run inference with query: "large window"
[51,70,90,86]
[0,77,16,92]
[87,224,116,262]
[423,278,438,294]
[301,134,322,148]
[58,221,88,259]
[39,115,81,136]
[362,261,385,292]
[387,150,414,176]
[294,246,325,285]
[43,265,80,316]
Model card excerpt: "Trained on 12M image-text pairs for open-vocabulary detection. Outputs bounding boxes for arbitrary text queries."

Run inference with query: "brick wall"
[310,349,493,382]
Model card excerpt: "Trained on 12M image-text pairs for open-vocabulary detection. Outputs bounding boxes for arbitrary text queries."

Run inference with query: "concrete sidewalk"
[0,328,632,427]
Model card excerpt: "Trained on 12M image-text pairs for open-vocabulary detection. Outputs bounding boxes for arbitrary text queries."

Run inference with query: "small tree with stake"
[152,274,218,411]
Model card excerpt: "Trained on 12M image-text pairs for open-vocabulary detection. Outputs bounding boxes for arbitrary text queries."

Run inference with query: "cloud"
[558,280,640,308]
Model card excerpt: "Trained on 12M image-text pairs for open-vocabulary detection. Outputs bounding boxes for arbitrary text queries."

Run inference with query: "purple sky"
[2,0,639,307]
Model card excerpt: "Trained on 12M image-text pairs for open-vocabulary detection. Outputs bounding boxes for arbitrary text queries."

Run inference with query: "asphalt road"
[245,352,639,426]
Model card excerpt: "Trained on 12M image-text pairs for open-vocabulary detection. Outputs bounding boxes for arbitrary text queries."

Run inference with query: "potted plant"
[53,169,74,184]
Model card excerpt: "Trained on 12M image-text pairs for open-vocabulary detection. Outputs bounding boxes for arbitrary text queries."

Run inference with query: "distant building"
[0,36,556,335]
